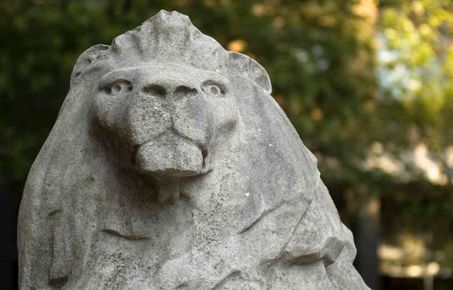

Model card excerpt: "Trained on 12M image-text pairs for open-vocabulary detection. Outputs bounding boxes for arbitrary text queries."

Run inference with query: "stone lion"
[18,10,369,290]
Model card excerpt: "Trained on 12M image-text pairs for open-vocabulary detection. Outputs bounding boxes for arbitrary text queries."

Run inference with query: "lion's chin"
[134,137,206,178]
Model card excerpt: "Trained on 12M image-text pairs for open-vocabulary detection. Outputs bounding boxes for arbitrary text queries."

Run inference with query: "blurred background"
[1,0,452,289]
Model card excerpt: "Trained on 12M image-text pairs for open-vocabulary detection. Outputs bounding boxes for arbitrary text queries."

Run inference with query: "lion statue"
[18,10,369,290]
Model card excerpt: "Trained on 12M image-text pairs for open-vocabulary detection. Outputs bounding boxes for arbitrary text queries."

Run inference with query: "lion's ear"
[71,44,110,81]
[227,52,272,94]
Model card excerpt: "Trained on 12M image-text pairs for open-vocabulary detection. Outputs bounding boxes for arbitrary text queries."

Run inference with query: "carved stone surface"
[18,10,369,290]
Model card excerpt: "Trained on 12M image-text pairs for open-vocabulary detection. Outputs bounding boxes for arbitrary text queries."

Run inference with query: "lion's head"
[18,11,367,290]
[94,62,237,178]
[70,11,283,203]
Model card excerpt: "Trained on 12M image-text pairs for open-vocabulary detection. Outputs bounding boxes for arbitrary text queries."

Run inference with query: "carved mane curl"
[72,10,271,93]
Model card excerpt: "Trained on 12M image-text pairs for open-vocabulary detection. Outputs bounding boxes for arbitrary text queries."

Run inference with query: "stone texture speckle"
[18,10,370,289]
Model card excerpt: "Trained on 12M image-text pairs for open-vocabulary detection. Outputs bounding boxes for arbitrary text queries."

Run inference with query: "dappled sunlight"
[413,144,447,185]
[366,142,402,176]
[366,142,452,184]
[227,39,247,52]
[380,236,444,278]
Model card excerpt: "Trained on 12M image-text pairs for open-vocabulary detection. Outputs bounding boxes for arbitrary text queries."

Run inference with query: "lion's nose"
[141,83,198,99]
[173,85,198,99]
[130,80,208,147]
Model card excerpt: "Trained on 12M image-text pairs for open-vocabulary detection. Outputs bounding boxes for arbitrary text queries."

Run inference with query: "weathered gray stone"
[18,10,370,290]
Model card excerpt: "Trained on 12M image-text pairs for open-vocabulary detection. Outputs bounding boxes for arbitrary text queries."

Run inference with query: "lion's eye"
[201,81,225,97]
[101,80,133,96]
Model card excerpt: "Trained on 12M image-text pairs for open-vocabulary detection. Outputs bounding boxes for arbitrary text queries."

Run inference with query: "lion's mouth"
[133,132,209,178]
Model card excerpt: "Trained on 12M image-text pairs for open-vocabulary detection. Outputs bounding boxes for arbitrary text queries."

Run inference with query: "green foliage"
[378,0,453,270]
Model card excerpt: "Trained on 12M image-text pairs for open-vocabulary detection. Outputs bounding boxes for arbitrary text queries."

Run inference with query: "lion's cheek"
[207,101,239,144]
[172,96,210,145]
[125,95,172,145]
[93,95,120,130]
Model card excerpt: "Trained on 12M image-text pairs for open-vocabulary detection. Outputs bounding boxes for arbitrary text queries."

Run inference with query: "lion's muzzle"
[125,76,211,177]
[134,133,206,177]
[94,64,234,179]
